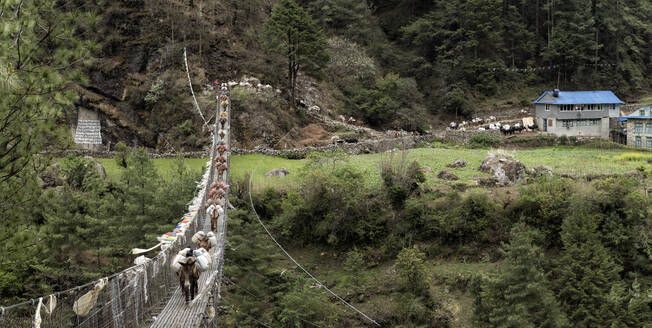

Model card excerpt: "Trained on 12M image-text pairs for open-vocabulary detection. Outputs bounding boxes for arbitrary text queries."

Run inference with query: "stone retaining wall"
[44,134,443,159]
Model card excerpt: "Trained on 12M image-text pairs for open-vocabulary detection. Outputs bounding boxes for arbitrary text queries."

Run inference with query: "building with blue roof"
[619,107,652,148]
[532,89,624,139]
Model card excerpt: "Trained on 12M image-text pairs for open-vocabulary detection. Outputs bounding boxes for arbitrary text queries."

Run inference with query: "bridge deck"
[150,99,230,328]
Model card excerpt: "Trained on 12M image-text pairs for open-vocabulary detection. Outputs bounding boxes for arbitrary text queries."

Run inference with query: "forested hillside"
[48,0,652,148]
[1,1,651,327]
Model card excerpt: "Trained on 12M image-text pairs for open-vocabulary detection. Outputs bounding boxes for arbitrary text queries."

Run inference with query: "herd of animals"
[448,110,537,135]
[173,86,231,304]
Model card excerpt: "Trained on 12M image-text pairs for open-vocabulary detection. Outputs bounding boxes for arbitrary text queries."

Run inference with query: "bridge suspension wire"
[223,255,353,316]
[183,47,209,126]
[247,162,381,327]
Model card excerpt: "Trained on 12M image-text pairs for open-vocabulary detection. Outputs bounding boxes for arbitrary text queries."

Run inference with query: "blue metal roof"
[532,90,624,104]
[619,116,652,122]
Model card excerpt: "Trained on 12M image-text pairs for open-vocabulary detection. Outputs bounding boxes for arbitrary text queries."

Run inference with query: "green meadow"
[97,146,650,189]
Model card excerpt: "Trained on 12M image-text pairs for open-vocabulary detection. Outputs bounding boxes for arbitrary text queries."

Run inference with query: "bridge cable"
[247,162,381,327]
[183,47,208,126]
[223,256,352,316]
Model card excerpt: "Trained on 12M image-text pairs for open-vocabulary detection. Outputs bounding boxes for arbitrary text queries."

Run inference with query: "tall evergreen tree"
[120,148,161,246]
[0,0,93,302]
[553,204,628,327]
[262,0,329,107]
[473,223,568,328]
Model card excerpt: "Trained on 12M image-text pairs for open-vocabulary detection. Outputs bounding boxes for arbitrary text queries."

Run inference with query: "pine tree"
[473,223,569,328]
[0,0,93,302]
[120,148,161,246]
[553,206,627,327]
[262,0,329,108]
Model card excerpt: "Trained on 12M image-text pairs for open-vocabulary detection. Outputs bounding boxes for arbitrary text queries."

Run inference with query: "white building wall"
[609,104,621,118]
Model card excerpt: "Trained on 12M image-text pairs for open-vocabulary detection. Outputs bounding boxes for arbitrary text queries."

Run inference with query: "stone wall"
[45,134,443,159]
[230,135,441,158]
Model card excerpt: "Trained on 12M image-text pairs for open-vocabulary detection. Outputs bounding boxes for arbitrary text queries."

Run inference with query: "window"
[647,137,652,149]
[562,120,573,128]
[611,104,616,110]
[646,123,652,134]
[635,136,642,148]
[574,120,600,127]
[597,104,603,110]
[640,110,646,116]
[545,104,550,111]
[634,123,643,133]
[587,104,594,111]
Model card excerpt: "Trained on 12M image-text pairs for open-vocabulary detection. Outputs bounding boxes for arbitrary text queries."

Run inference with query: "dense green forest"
[3,0,647,149]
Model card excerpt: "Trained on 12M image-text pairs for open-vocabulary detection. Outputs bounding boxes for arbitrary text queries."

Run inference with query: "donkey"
[178,255,200,304]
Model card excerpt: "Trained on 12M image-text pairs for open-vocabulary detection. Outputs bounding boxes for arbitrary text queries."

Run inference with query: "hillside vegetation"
[1,1,651,327]
[218,149,651,327]
[52,0,652,148]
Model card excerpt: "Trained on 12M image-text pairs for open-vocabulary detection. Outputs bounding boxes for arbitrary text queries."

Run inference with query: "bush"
[274,164,387,247]
[441,84,473,117]
[326,37,378,81]
[380,152,425,210]
[613,152,652,162]
[395,246,429,294]
[506,176,575,248]
[469,133,501,148]
[351,73,427,129]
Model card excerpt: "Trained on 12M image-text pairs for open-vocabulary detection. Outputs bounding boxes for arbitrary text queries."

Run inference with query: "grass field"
[96,157,209,182]
[231,146,650,189]
[96,146,650,188]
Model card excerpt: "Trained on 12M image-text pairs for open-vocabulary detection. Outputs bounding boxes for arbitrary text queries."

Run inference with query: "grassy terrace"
[97,146,650,189]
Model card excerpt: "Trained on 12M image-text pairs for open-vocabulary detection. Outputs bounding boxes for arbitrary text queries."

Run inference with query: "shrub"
[507,176,575,248]
[441,84,472,117]
[613,152,652,162]
[326,37,378,81]
[144,78,164,106]
[380,151,425,210]
[275,164,387,247]
[469,134,501,148]
[395,246,429,294]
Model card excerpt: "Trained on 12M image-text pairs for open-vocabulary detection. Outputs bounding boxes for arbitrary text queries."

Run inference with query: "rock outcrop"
[478,151,527,186]
[447,159,467,168]
[437,170,459,181]
[266,168,290,177]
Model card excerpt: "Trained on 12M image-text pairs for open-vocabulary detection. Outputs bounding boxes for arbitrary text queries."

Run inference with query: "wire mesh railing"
[196,90,231,328]
[0,93,225,328]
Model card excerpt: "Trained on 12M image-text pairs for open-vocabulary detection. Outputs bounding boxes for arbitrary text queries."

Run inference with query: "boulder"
[84,156,107,180]
[265,168,290,177]
[528,165,553,177]
[437,170,459,181]
[478,151,527,186]
[38,162,64,188]
[447,159,467,168]
[477,176,499,187]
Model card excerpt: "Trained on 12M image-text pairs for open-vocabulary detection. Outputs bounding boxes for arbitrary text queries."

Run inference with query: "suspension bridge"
[0,89,232,328]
